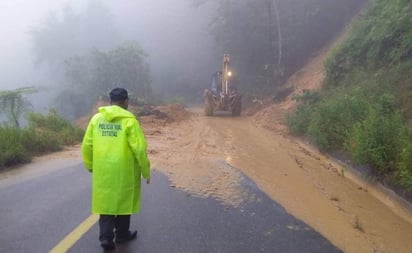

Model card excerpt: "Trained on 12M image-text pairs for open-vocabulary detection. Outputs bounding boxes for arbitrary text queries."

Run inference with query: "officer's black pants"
[99,215,131,241]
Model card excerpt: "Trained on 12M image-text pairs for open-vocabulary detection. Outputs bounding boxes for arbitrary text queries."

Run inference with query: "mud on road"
[144,107,412,253]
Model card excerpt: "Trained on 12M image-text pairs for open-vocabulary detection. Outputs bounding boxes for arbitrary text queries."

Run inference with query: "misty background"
[1,0,217,116]
[1,0,365,120]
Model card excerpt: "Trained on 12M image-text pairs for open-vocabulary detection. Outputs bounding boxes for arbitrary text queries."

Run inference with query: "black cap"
[109,88,128,102]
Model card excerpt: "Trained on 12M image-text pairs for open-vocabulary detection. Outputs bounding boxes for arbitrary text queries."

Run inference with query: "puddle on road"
[158,159,247,207]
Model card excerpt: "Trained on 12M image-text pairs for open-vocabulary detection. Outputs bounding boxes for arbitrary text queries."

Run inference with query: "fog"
[0,0,217,112]
[1,0,364,119]
[0,0,74,89]
[105,1,217,98]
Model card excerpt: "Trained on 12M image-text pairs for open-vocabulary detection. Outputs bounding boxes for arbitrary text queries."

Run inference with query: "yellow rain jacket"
[81,105,150,215]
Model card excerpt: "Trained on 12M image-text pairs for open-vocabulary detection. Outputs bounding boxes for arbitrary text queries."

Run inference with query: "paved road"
[0,160,341,253]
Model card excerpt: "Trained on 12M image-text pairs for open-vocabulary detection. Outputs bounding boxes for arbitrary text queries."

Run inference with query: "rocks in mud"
[136,105,168,119]
[134,104,190,123]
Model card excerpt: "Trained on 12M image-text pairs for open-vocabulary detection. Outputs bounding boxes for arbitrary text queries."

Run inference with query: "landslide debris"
[76,101,192,131]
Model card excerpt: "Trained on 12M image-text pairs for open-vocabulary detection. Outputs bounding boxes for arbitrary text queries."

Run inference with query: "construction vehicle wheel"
[232,99,241,116]
[203,89,214,116]
[204,104,214,116]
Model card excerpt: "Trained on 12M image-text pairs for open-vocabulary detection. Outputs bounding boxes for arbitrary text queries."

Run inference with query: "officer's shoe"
[115,230,137,244]
[100,240,115,250]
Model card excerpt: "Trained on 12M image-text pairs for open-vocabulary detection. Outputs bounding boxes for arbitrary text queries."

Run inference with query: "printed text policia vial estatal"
[98,123,122,137]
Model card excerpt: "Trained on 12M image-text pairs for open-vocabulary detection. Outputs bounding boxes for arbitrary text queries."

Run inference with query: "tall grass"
[0,110,84,168]
[287,73,412,189]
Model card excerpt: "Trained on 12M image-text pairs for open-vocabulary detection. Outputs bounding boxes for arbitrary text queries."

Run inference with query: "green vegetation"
[0,110,84,169]
[196,0,365,91]
[58,41,152,119]
[0,87,37,128]
[30,3,151,120]
[287,0,412,189]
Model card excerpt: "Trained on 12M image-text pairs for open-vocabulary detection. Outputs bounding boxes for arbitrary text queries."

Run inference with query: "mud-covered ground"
[9,102,412,253]
[142,104,412,253]
[46,23,412,252]
[138,26,412,252]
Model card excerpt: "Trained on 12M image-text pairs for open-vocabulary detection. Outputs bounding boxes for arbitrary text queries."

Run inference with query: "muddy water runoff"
[148,111,412,253]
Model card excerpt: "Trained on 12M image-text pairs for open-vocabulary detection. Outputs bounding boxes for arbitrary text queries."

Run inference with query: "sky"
[0,0,81,89]
[0,0,216,95]
[0,0,71,45]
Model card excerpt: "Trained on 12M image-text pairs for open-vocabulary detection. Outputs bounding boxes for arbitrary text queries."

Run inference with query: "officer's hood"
[98,105,135,122]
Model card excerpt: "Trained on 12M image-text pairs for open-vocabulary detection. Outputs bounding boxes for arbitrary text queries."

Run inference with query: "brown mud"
[27,15,412,252]
[17,99,412,253]
[142,20,412,252]
[145,107,412,253]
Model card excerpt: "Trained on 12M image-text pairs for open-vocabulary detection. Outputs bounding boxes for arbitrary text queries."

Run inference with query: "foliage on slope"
[196,0,366,92]
[287,0,412,189]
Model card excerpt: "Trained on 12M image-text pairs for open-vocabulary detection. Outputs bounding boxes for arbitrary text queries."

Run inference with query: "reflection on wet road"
[0,161,340,252]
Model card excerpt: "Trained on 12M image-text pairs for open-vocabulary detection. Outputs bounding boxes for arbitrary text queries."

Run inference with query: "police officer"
[81,87,151,250]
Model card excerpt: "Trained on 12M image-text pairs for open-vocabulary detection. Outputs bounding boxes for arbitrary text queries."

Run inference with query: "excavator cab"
[203,54,242,116]
[211,71,222,94]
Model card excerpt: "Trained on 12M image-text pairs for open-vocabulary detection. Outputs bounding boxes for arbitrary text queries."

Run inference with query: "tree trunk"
[266,0,283,85]
[11,98,20,128]
[273,0,282,75]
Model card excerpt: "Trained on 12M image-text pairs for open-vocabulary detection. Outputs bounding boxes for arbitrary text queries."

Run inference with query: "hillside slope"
[283,0,412,191]
[251,17,352,133]
[246,3,412,251]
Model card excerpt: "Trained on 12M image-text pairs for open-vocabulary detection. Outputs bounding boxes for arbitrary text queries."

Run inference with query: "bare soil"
[144,105,412,253]
[141,26,412,252]
[44,95,412,253]
[54,20,412,253]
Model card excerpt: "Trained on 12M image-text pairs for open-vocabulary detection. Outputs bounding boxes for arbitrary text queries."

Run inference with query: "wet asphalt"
[0,162,342,253]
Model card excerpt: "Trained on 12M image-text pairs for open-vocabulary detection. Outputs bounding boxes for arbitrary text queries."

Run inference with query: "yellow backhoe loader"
[203,54,242,116]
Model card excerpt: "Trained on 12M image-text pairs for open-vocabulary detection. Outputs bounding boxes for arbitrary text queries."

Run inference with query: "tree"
[0,87,37,128]
[266,0,283,82]
[91,41,152,100]
[58,41,152,119]
[195,0,366,91]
